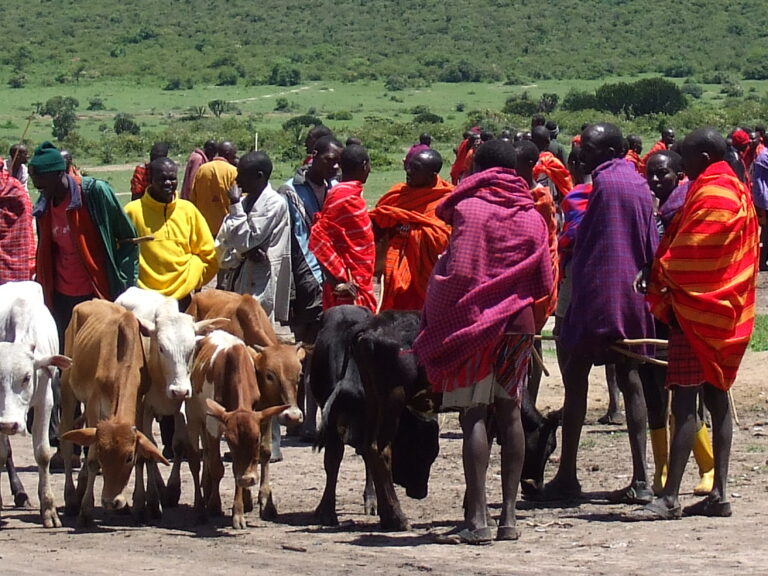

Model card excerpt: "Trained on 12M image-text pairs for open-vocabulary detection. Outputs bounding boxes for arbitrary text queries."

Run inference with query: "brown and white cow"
[186,289,304,519]
[58,299,168,527]
[186,330,288,529]
[0,281,71,528]
[115,287,226,520]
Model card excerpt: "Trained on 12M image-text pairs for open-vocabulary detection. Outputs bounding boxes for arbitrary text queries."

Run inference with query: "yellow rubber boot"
[650,427,669,496]
[693,424,715,495]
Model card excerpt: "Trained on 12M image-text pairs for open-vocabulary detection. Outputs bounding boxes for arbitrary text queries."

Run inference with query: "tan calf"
[186,289,304,519]
[59,300,167,527]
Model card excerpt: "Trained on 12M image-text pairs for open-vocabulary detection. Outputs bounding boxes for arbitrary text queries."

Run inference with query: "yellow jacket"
[190,158,237,236]
[124,192,218,299]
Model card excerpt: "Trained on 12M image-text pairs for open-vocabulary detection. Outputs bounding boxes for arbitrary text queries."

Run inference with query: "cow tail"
[314,384,343,452]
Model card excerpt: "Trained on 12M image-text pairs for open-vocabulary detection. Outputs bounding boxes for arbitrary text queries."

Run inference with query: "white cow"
[0,281,71,527]
[115,287,226,519]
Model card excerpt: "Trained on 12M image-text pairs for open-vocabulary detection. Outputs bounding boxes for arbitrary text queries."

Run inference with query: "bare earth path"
[1,349,766,575]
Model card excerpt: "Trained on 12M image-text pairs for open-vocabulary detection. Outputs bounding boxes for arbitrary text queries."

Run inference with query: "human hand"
[333,282,358,299]
[633,265,650,294]
[227,184,242,204]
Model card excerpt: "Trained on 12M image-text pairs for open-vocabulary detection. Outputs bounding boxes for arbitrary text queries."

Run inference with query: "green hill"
[3,0,768,88]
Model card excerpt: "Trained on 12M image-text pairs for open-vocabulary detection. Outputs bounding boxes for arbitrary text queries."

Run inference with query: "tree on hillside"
[538,93,559,113]
[114,113,140,135]
[503,92,538,116]
[208,99,230,118]
[42,96,80,140]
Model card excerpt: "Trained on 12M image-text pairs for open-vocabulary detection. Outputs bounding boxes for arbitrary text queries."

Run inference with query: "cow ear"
[135,431,170,465]
[251,343,266,354]
[61,428,97,446]
[137,317,156,337]
[295,343,306,362]
[34,354,72,371]
[194,318,229,336]
[255,404,290,422]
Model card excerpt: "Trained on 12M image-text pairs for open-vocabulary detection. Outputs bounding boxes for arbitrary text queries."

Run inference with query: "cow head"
[251,343,305,426]
[520,408,561,497]
[62,418,168,509]
[391,407,440,499]
[206,400,289,487]
[0,342,70,435]
[141,305,228,400]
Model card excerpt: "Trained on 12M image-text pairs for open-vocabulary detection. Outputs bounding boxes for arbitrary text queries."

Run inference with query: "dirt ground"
[1,335,766,576]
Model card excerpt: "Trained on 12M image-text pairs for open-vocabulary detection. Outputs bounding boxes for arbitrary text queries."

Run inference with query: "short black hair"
[340,144,369,174]
[474,139,517,172]
[648,150,683,173]
[148,156,177,177]
[238,151,273,180]
[314,135,344,155]
[150,142,169,160]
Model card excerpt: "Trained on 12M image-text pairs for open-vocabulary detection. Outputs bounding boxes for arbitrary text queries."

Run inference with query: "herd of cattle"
[0,282,561,531]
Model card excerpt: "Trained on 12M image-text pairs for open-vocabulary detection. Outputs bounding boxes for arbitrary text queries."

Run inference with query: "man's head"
[645,150,684,204]
[627,134,643,155]
[499,129,512,141]
[579,123,624,174]
[480,131,494,142]
[473,139,517,173]
[531,114,546,130]
[218,141,238,165]
[305,125,333,155]
[203,139,218,160]
[148,157,179,203]
[28,141,67,198]
[531,125,551,153]
[236,151,273,196]
[9,144,28,166]
[345,136,363,147]
[545,120,559,141]
[419,132,432,147]
[661,128,675,146]
[755,124,766,144]
[406,149,442,188]
[149,142,169,162]
[730,128,751,152]
[567,144,587,184]
[307,136,343,184]
[681,127,727,181]
[513,140,540,187]
[339,144,371,184]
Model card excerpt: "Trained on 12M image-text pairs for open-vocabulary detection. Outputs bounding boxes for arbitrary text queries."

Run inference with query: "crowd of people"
[0,114,761,543]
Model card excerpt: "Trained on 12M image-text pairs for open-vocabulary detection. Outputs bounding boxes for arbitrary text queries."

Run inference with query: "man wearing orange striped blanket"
[640,127,759,520]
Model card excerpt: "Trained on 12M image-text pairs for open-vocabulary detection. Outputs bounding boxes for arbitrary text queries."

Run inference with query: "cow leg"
[163,411,188,508]
[60,375,80,516]
[31,381,61,528]
[365,446,409,531]
[185,402,205,522]
[232,484,246,530]
[0,433,6,521]
[258,418,277,520]
[77,451,99,527]
[141,409,163,520]
[204,430,224,517]
[4,437,31,508]
[315,428,344,526]
[363,458,376,516]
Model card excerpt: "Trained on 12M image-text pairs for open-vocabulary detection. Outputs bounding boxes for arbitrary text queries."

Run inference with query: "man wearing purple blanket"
[538,123,658,503]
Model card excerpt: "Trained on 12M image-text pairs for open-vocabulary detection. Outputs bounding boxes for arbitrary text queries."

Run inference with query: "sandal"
[607,481,653,505]
[683,495,732,518]
[630,499,682,521]
[496,525,521,541]
[434,526,493,546]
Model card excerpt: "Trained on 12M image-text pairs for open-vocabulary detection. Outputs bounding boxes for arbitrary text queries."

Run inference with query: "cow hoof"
[132,507,148,525]
[42,509,62,528]
[64,502,80,517]
[260,503,278,521]
[14,492,32,509]
[206,503,224,517]
[76,513,94,528]
[232,514,247,530]
[162,485,181,508]
[380,516,410,532]
[314,508,339,526]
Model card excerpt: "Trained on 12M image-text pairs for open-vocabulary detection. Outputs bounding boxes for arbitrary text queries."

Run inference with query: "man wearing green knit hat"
[29,141,139,466]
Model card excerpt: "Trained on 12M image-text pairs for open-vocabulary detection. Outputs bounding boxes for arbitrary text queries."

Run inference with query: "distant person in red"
[639,128,675,175]
[180,139,217,200]
[309,145,376,311]
[0,157,35,283]
[60,150,82,187]
[625,134,643,172]
[130,142,169,200]
[450,129,480,184]
[531,125,573,201]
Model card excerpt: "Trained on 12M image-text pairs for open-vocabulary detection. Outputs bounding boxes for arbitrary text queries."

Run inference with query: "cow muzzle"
[102,493,128,511]
[0,421,22,435]
[167,385,192,400]
[277,406,303,426]
[237,473,257,488]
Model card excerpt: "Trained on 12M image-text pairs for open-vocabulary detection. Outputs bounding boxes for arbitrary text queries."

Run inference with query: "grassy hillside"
[3,0,767,88]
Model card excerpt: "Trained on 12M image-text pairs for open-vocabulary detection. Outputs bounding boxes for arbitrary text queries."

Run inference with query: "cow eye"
[126,454,134,464]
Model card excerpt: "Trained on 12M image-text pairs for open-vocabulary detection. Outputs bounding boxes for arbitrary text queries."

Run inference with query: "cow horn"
[251,343,265,354]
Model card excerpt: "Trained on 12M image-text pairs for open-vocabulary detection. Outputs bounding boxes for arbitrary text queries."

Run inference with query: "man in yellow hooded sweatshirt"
[124,157,218,309]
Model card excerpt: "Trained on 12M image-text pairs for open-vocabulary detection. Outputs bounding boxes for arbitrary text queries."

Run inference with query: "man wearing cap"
[546,120,567,165]
[29,141,138,343]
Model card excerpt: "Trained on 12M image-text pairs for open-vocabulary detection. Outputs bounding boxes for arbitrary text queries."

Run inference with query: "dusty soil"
[2,352,766,575]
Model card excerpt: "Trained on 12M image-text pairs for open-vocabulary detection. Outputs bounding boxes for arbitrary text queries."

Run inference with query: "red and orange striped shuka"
[532,151,573,198]
[647,161,759,390]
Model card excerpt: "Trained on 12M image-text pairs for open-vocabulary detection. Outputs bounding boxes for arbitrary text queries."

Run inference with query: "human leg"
[598,364,624,425]
[459,405,491,531]
[698,384,732,505]
[640,363,669,494]
[494,396,523,540]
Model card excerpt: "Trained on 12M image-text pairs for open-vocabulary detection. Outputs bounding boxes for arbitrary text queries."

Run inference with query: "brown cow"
[186,290,304,519]
[59,300,167,527]
[187,330,288,529]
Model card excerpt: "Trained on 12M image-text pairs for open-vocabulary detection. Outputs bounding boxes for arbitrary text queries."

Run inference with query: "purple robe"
[560,157,658,362]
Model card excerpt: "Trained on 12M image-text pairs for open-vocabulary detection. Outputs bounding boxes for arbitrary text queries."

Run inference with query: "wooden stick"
[118,235,154,246]
[616,338,669,347]
[531,343,550,377]
[728,389,740,427]
[9,115,34,173]
[608,345,669,366]
[535,334,557,341]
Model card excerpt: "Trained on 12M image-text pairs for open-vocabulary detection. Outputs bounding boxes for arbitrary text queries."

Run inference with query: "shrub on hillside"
[114,113,141,135]
[87,98,106,111]
[268,63,301,86]
[503,92,538,116]
[327,111,353,120]
[562,89,598,111]
[413,112,443,124]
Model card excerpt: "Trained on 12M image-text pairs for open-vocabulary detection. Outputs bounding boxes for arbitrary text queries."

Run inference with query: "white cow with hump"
[115,286,226,519]
[0,281,71,527]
